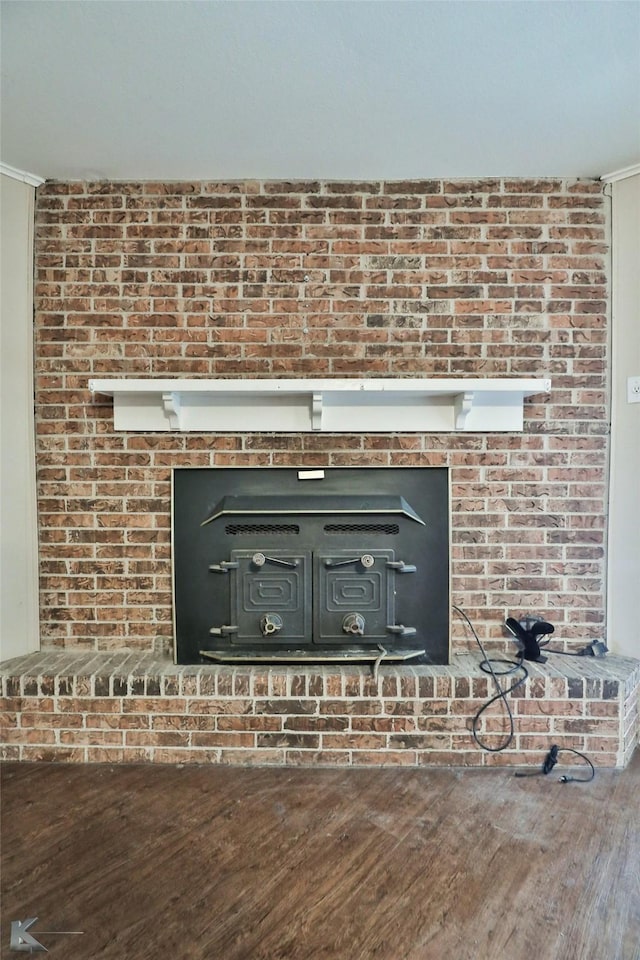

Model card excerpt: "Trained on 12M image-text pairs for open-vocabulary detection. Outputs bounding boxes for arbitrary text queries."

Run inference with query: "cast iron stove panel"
[172,467,450,664]
[314,549,396,643]
[225,549,312,644]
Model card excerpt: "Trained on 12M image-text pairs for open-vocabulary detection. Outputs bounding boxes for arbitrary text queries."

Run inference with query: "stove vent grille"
[324,523,400,535]
[225,523,300,536]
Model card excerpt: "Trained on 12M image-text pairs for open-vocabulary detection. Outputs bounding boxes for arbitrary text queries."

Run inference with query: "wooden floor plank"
[1,756,639,960]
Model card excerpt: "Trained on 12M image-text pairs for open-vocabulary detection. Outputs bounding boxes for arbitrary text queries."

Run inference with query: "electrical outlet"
[628,376,640,404]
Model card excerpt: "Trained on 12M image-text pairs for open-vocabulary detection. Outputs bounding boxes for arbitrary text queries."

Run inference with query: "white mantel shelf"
[88,378,551,433]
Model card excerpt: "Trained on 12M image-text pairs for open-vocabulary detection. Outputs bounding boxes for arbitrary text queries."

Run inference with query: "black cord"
[515,744,595,783]
[540,647,605,658]
[537,636,607,658]
[557,748,595,782]
[514,743,560,777]
[453,605,528,753]
[537,638,584,658]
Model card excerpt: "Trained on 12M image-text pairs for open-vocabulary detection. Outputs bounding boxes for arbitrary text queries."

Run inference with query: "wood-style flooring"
[1,754,639,960]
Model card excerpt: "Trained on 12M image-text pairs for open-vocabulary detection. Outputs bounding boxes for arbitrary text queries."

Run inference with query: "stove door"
[228,549,312,645]
[314,549,396,644]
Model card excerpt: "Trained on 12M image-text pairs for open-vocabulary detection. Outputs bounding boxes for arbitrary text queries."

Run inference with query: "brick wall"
[33,178,609,655]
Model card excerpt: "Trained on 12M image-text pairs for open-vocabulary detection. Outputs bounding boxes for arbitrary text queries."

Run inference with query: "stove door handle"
[252,553,298,569]
[324,555,375,569]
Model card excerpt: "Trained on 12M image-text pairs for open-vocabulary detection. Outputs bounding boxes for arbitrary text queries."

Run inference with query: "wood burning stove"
[172,468,450,665]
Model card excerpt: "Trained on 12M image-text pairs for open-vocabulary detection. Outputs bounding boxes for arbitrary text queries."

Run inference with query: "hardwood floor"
[1,754,639,960]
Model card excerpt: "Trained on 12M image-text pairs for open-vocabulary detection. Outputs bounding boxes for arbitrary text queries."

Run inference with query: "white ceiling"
[1,0,639,182]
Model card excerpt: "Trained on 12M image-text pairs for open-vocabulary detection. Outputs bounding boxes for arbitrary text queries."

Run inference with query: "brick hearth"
[2,651,638,768]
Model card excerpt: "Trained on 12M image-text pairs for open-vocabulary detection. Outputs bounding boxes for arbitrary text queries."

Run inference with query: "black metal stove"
[172,468,450,665]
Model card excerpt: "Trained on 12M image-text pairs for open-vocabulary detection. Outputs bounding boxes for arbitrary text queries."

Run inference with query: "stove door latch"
[386,624,417,638]
[209,561,239,574]
[209,624,239,636]
[386,560,416,574]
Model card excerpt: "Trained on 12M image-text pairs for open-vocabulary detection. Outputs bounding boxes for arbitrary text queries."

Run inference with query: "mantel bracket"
[311,392,323,431]
[454,391,475,430]
[162,391,182,430]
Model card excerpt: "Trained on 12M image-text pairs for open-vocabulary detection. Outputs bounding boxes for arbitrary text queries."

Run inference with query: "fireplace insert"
[172,467,450,665]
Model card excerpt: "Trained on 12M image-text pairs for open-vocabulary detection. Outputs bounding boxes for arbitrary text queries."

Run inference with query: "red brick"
[32,178,608,662]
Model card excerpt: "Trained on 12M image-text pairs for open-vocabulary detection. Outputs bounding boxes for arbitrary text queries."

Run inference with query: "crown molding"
[600,162,640,184]
[0,163,46,187]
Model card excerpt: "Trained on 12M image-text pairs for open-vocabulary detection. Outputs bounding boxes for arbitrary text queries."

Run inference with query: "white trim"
[600,163,640,184]
[0,162,45,187]
[606,175,640,658]
[0,174,41,657]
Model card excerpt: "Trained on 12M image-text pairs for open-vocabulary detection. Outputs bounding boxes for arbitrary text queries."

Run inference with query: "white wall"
[0,172,40,660]
[607,173,640,658]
